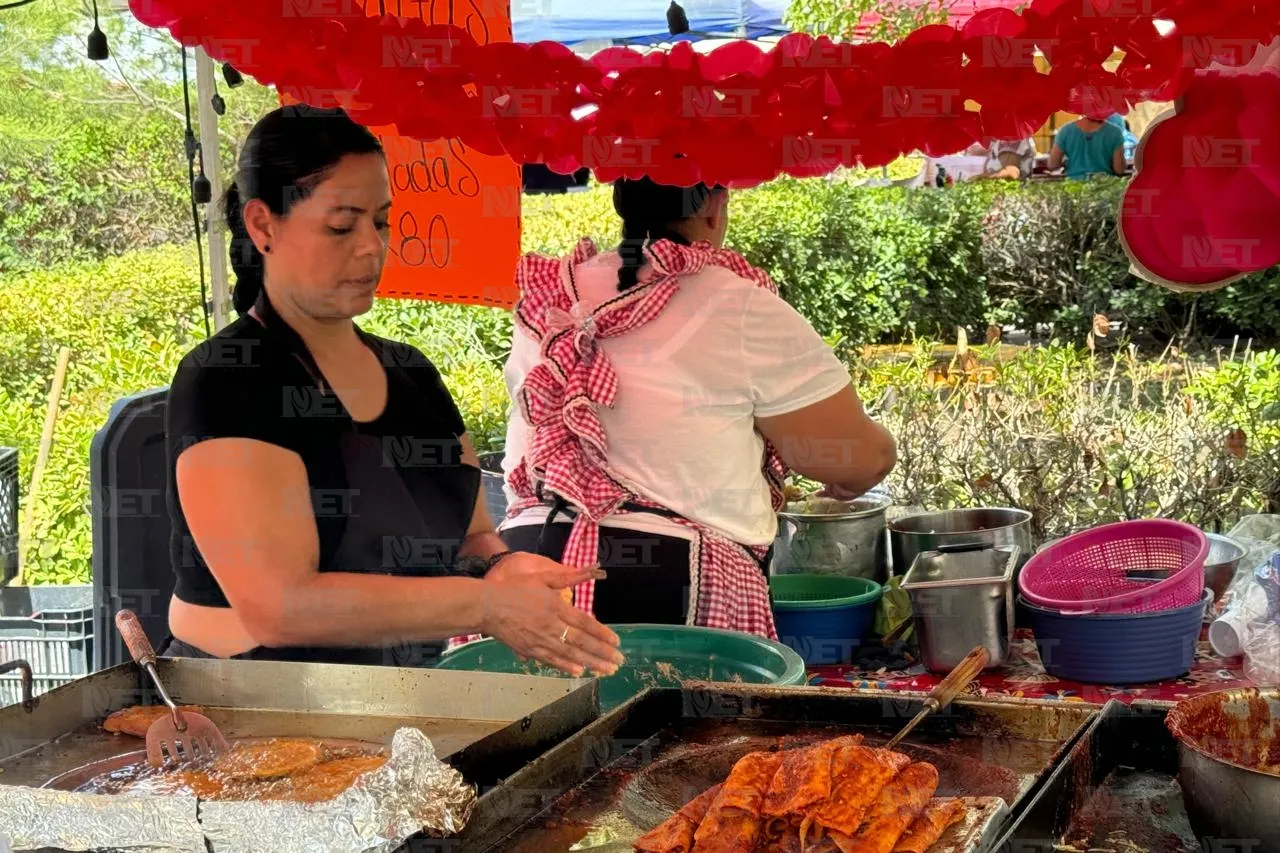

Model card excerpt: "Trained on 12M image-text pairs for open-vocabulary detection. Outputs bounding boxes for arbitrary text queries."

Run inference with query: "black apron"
[163,292,480,667]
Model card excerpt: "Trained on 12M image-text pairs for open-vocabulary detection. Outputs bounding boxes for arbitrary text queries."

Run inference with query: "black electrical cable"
[180,46,213,339]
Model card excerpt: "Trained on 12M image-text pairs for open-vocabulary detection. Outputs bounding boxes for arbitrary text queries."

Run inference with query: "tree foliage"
[0,2,278,272]
[784,0,952,44]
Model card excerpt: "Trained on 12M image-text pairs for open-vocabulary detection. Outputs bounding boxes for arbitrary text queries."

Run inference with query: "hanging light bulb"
[666,1,690,36]
[87,1,109,61]
[211,93,226,116]
[222,64,244,88]
[192,172,212,205]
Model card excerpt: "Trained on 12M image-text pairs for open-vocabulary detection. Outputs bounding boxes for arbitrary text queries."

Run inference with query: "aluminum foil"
[202,728,476,853]
[0,728,476,853]
[0,786,205,853]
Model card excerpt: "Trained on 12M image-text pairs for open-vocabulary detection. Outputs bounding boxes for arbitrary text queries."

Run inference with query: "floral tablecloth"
[806,628,1254,706]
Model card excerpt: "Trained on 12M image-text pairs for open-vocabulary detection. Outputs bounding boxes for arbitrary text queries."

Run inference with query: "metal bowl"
[1205,533,1246,603]
[889,508,1033,576]
[1166,688,1280,851]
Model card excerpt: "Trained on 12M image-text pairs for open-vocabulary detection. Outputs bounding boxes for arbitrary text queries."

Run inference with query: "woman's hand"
[479,553,623,677]
[816,483,866,501]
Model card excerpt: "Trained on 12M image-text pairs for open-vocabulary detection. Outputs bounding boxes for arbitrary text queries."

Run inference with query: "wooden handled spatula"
[115,609,230,766]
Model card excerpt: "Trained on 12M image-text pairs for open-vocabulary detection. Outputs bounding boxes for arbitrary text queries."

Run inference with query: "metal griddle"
[0,657,599,852]
[441,683,1104,853]
[997,702,1202,853]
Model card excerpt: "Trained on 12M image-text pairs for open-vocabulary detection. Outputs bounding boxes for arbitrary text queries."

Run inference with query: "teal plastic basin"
[434,624,807,711]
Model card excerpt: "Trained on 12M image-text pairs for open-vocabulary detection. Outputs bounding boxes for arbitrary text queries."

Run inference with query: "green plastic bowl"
[434,624,807,711]
[770,574,882,610]
[770,575,883,665]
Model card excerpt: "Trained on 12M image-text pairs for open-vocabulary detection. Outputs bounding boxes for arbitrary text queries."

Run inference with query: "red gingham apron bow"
[505,237,788,639]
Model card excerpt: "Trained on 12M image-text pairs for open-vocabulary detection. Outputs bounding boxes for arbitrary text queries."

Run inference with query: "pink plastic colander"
[1018,519,1207,614]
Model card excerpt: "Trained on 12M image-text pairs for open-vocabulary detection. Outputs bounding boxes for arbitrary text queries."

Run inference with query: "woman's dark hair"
[612,177,725,290]
[226,107,383,315]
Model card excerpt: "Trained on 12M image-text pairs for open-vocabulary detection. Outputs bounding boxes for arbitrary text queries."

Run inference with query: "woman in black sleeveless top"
[163,107,620,676]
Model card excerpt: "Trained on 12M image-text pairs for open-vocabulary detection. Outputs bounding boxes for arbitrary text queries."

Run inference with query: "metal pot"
[771,496,890,582]
[1167,688,1280,852]
[889,508,1033,576]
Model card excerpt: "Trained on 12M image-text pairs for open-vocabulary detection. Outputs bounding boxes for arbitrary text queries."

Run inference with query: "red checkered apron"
[501,237,789,640]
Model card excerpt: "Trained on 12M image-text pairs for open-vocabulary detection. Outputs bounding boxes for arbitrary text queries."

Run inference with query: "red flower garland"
[130,0,1279,188]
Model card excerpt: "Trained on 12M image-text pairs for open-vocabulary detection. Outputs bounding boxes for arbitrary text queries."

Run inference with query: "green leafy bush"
[528,179,1280,348]
[981,179,1280,342]
[861,343,1280,540]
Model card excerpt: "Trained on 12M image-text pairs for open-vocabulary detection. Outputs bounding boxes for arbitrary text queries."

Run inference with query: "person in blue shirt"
[1049,113,1126,179]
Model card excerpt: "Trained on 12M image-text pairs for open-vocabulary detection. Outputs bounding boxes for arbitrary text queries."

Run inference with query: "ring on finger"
[559,626,570,644]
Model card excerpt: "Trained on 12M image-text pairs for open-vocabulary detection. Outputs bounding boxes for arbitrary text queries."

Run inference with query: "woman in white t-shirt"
[497,177,895,637]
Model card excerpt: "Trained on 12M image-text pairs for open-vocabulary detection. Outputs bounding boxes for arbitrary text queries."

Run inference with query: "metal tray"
[996,701,1202,853]
[0,657,599,852]
[442,684,1104,853]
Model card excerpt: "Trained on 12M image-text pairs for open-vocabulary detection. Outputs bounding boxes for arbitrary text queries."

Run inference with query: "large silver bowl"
[1166,688,1280,852]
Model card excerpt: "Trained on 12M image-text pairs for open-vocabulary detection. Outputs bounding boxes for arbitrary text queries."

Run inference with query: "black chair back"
[90,388,172,670]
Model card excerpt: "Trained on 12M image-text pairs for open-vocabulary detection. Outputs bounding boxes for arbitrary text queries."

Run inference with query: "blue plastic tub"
[770,575,882,665]
[1022,589,1210,684]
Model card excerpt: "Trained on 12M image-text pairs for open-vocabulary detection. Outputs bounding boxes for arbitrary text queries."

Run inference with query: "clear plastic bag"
[1208,515,1280,684]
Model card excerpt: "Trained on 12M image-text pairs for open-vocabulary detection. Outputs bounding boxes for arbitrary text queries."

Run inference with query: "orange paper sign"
[282,0,522,307]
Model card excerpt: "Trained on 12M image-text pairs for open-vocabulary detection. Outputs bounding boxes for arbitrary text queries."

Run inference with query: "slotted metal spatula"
[115,609,230,766]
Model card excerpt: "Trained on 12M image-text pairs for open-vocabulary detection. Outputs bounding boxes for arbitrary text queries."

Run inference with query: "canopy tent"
[512,0,789,46]
[512,0,1029,48]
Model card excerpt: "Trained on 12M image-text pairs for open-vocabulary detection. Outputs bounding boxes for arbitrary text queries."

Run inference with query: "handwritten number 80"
[397,210,451,270]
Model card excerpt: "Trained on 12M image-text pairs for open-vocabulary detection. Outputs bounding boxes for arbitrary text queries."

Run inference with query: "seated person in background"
[978,138,1037,180]
[1049,112,1126,179]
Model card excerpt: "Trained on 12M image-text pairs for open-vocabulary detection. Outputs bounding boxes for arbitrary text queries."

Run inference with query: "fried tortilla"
[212,738,325,781]
[280,755,389,803]
[635,784,725,853]
[893,797,966,853]
[809,745,913,837]
[761,734,863,818]
[102,705,206,739]
[690,751,782,853]
[835,762,938,853]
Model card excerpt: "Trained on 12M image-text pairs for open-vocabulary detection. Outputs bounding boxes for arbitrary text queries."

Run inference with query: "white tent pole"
[194,48,230,332]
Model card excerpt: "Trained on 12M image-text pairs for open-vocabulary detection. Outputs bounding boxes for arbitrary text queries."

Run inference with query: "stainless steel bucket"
[771,496,890,582]
[889,507,1033,576]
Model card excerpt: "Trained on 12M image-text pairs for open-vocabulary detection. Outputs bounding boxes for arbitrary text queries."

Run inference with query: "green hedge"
[523,179,1280,352]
